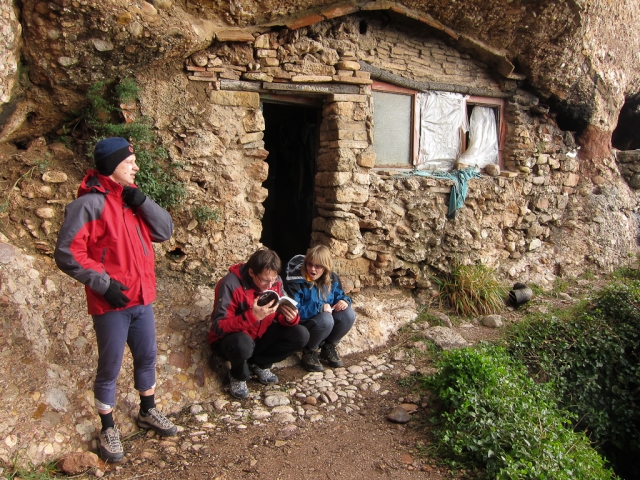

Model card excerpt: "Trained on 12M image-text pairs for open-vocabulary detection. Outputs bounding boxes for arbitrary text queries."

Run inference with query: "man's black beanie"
[94,137,134,176]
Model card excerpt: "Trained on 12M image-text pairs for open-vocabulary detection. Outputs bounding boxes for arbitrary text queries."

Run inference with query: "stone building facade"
[138,10,636,293]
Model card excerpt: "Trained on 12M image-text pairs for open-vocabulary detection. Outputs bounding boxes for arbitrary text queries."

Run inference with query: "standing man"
[209,249,309,399]
[55,137,177,462]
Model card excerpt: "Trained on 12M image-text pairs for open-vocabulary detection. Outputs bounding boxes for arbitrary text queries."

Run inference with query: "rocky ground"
[51,299,529,480]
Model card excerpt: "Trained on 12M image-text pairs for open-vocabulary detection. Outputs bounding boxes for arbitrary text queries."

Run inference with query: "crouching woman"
[285,245,356,371]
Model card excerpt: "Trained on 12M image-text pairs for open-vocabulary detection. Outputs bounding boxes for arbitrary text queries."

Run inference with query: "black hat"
[94,137,134,176]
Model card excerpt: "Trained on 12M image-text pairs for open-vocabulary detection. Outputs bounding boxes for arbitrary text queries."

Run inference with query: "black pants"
[213,323,309,381]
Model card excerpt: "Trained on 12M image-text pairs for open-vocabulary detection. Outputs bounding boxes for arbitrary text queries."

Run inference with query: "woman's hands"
[323,303,333,313]
[332,300,349,312]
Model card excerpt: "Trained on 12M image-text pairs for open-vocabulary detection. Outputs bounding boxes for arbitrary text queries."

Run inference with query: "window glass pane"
[372,91,412,165]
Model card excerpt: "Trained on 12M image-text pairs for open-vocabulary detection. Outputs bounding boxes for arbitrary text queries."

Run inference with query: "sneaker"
[250,364,279,384]
[301,348,324,372]
[137,407,177,437]
[229,373,249,399]
[99,426,124,462]
[320,342,344,368]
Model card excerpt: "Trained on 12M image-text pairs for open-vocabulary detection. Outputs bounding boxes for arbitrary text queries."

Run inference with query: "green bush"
[134,148,186,210]
[84,79,185,209]
[507,281,640,474]
[434,262,507,316]
[426,345,613,479]
[191,205,221,226]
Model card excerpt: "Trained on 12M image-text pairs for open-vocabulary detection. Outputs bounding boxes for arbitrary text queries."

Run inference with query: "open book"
[257,290,298,309]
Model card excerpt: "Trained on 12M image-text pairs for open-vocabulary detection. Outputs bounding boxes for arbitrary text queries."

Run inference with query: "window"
[371,82,419,166]
[372,82,504,170]
[460,97,504,169]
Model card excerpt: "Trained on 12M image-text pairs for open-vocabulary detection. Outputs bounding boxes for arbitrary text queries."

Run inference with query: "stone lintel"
[263,82,360,95]
[220,80,262,92]
[359,61,511,98]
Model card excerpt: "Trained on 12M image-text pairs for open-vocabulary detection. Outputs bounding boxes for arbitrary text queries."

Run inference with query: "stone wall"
[150,12,637,291]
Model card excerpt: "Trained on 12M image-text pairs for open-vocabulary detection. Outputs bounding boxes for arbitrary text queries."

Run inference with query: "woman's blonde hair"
[303,245,333,299]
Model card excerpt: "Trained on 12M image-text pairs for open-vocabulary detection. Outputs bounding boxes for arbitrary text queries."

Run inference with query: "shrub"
[507,281,640,475]
[434,262,507,316]
[426,345,613,479]
[191,205,221,226]
[84,79,185,209]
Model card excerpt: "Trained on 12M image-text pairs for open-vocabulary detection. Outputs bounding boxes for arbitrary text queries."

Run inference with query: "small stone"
[91,38,114,52]
[399,403,418,414]
[304,396,317,406]
[58,452,101,475]
[94,469,105,478]
[195,413,208,422]
[482,315,504,328]
[264,395,290,408]
[347,365,363,374]
[190,404,203,415]
[213,398,229,410]
[387,406,411,424]
[42,171,67,183]
[273,413,296,423]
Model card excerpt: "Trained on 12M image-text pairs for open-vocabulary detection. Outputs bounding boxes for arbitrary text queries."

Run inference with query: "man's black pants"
[213,323,310,381]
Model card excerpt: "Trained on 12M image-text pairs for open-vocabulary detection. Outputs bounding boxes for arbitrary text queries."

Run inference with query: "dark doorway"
[260,99,321,271]
[612,93,640,151]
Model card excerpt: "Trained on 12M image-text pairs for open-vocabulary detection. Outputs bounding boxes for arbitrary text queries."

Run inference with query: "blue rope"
[396,167,482,219]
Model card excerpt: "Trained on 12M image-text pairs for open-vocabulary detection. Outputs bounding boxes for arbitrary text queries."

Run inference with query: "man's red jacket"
[54,170,173,315]
[209,263,300,344]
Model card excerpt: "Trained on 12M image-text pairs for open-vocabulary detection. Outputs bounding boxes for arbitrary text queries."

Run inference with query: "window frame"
[371,81,505,170]
[464,96,506,168]
[371,81,420,169]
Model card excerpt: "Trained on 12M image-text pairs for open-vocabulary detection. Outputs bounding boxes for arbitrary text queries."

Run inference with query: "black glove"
[122,186,146,207]
[103,279,131,308]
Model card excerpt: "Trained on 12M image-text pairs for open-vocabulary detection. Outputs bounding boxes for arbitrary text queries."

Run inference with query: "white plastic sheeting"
[459,105,499,168]
[417,91,468,170]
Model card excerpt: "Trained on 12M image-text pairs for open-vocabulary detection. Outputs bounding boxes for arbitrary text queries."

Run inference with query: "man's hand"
[332,300,349,312]
[279,304,298,324]
[103,279,131,308]
[252,296,278,321]
[122,186,146,207]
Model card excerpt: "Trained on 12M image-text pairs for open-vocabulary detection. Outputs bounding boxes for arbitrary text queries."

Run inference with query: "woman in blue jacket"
[285,245,356,371]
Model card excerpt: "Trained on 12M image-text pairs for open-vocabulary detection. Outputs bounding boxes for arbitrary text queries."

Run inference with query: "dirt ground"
[87,322,511,479]
[65,288,583,480]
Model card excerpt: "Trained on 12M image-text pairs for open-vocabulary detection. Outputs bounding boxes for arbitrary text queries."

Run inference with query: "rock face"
[1,0,640,468]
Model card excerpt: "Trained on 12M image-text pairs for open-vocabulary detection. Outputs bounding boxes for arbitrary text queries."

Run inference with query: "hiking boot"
[301,348,323,372]
[250,364,279,385]
[320,342,344,368]
[99,426,124,462]
[229,373,249,399]
[137,407,177,437]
